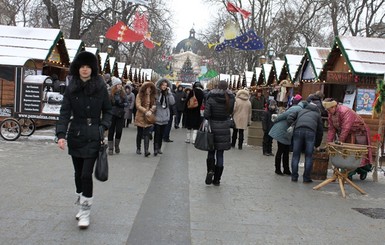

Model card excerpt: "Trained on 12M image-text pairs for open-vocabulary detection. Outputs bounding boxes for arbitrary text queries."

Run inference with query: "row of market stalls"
[212,35,385,180]
[0,25,158,140]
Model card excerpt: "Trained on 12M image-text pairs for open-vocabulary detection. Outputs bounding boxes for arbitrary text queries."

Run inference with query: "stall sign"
[20,75,62,120]
[356,88,376,115]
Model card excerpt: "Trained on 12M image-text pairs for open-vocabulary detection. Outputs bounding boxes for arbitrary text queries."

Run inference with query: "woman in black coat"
[184,82,205,143]
[203,80,235,186]
[56,51,112,229]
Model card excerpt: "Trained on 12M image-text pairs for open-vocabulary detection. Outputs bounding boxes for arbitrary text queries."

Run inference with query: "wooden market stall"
[318,36,385,181]
[0,25,70,128]
[295,47,331,99]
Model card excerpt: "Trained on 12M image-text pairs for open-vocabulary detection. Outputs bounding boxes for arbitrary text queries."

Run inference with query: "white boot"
[75,192,82,220]
[191,130,197,144]
[185,130,191,143]
[78,195,93,229]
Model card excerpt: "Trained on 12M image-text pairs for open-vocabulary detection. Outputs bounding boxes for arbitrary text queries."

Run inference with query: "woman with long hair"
[134,82,157,157]
[204,80,235,186]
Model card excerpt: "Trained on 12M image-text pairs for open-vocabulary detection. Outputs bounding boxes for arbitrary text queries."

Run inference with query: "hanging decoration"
[105,21,143,42]
[226,2,251,19]
[215,29,264,52]
[105,11,160,49]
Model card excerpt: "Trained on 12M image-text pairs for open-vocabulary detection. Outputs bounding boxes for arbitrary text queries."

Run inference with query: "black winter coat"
[204,89,235,150]
[185,87,204,129]
[56,76,112,158]
[174,89,186,112]
[262,108,276,132]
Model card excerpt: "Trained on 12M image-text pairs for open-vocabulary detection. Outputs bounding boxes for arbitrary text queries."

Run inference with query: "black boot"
[205,158,215,185]
[213,166,224,186]
[283,162,291,175]
[136,135,142,154]
[231,130,237,148]
[153,143,158,156]
[238,133,244,150]
[144,136,150,157]
[275,158,284,175]
[115,138,121,154]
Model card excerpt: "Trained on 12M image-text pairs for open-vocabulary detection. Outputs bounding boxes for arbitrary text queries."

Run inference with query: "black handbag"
[194,119,214,151]
[95,127,108,182]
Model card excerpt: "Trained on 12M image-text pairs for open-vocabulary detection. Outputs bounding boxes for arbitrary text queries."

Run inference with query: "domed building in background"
[171,28,208,83]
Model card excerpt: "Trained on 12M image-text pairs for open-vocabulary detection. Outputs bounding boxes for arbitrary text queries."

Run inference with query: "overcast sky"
[168,0,218,47]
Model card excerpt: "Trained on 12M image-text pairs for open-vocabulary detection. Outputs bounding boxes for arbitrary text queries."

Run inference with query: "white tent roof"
[272,60,285,78]
[307,47,330,78]
[0,25,64,66]
[338,36,385,75]
[109,57,116,73]
[117,62,126,77]
[65,39,84,62]
[284,54,303,81]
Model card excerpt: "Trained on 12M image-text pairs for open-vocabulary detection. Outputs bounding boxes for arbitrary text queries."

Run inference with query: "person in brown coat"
[134,82,157,157]
[231,89,252,149]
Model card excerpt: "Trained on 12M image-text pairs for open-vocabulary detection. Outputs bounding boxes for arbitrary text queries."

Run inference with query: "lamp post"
[99,35,105,51]
[268,47,275,63]
[107,45,114,55]
[259,55,266,66]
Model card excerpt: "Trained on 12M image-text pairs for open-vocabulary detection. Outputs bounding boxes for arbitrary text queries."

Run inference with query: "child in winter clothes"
[262,100,277,156]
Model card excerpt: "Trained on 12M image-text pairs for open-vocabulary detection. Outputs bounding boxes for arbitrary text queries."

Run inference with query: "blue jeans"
[291,128,316,181]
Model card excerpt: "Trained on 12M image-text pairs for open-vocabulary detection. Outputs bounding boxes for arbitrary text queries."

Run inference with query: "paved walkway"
[1,125,385,244]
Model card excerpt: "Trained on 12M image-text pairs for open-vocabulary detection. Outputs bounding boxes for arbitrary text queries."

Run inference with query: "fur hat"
[322,100,337,109]
[111,76,122,87]
[70,51,99,77]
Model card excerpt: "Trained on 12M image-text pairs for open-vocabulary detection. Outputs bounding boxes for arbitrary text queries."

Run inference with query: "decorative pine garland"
[373,79,385,115]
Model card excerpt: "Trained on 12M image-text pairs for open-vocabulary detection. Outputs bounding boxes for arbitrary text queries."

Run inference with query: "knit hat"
[293,94,302,101]
[269,100,277,106]
[70,51,99,77]
[322,100,337,109]
[111,76,122,87]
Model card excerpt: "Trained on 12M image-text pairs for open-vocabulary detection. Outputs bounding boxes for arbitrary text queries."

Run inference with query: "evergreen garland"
[374,79,385,115]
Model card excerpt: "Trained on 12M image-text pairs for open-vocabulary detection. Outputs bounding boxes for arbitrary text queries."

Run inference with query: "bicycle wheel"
[18,118,36,136]
[0,118,21,141]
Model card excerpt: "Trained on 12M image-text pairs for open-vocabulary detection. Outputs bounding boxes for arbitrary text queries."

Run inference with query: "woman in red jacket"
[323,99,372,166]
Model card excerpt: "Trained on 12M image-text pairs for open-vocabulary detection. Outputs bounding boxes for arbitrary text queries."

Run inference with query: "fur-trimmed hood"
[70,51,99,78]
[155,78,172,89]
[138,81,156,95]
[236,89,250,101]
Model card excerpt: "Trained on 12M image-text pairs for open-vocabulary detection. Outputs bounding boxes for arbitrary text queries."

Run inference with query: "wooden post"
[373,106,384,182]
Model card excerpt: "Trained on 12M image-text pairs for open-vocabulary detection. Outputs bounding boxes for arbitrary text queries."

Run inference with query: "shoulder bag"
[95,127,108,182]
[194,119,215,151]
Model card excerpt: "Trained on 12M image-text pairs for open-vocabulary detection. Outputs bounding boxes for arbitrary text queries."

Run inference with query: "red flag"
[133,12,148,35]
[105,21,143,42]
[143,39,155,49]
[226,2,251,19]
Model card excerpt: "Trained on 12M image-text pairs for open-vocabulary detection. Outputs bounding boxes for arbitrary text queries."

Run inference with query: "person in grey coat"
[287,102,323,183]
[204,80,235,186]
[56,51,112,229]
[153,78,175,156]
[269,101,307,175]
[124,84,135,127]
